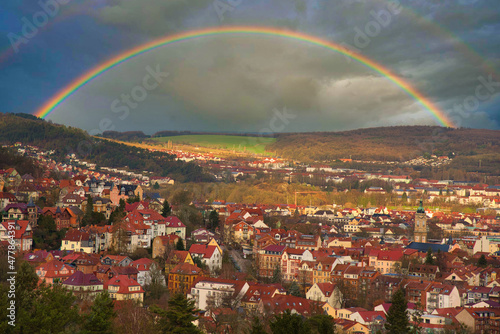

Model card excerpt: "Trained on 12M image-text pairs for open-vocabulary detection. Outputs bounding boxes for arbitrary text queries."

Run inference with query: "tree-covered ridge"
[0,113,212,182]
[269,126,500,163]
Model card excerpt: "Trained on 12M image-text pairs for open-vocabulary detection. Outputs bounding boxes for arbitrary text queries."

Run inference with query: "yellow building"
[107,275,144,304]
[165,250,194,275]
[168,263,202,295]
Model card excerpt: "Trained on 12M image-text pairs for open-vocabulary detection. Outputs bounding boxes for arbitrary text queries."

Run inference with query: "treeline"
[151,130,275,138]
[0,113,212,183]
[269,126,500,164]
[101,131,149,141]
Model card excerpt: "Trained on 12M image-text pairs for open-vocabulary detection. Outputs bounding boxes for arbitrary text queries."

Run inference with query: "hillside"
[269,126,500,170]
[152,134,276,155]
[0,113,213,182]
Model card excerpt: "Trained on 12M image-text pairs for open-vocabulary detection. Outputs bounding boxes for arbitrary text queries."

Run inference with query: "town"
[1,139,500,334]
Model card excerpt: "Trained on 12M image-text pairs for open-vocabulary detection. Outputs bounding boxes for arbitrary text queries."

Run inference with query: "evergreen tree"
[23,283,80,334]
[119,198,126,211]
[151,293,202,334]
[272,265,282,284]
[307,314,336,334]
[270,310,310,334]
[385,289,410,334]
[153,182,160,189]
[425,248,434,265]
[402,192,408,202]
[176,237,185,251]
[208,210,220,231]
[82,195,94,226]
[82,291,116,334]
[289,281,302,297]
[478,254,488,267]
[161,200,172,217]
[248,316,268,334]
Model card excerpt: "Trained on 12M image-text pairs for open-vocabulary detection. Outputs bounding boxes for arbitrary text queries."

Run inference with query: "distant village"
[2,141,500,333]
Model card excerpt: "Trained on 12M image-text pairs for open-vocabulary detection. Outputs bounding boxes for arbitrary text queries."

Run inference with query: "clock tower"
[414,200,428,243]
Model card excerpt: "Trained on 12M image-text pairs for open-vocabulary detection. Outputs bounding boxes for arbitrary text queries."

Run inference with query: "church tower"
[414,200,428,243]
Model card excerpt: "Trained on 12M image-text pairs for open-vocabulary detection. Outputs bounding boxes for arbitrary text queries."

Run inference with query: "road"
[229,249,250,272]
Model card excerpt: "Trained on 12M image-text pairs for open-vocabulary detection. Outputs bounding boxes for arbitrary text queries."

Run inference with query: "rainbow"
[35,26,455,127]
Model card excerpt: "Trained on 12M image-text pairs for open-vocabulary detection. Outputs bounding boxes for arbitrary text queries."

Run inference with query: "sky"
[0,0,499,134]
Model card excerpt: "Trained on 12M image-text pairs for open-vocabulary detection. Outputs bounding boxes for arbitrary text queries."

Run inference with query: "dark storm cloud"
[0,0,499,131]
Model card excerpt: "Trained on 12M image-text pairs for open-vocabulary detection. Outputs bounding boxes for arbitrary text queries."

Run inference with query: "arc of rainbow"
[35,26,455,128]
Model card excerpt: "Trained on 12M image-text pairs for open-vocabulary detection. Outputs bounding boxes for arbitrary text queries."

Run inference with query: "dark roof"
[407,242,449,253]
[62,271,102,286]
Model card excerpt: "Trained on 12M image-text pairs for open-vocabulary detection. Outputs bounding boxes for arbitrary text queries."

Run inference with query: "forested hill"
[269,126,500,162]
[0,113,213,182]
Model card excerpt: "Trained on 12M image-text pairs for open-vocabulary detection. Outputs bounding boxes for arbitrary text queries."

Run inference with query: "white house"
[189,244,222,272]
[187,278,249,311]
[306,282,343,309]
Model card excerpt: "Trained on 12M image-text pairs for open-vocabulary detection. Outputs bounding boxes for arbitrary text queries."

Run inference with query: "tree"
[307,314,336,334]
[33,215,65,250]
[208,210,220,231]
[270,310,310,334]
[478,254,488,267]
[22,283,80,334]
[82,195,94,226]
[410,301,424,334]
[248,316,268,334]
[82,291,116,334]
[153,182,160,190]
[402,192,408,203]
[151,293,203,334]
[425,248,434,265]
[289,281,302,297]
[176,237,185,251]
[161,200,172,217]
[385,289,410,334]
[272,265,282,284]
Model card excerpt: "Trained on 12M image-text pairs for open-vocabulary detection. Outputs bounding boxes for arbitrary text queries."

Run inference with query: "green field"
[152,135,276,155]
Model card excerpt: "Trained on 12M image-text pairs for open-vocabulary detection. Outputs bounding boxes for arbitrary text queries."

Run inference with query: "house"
[187,277,250,311]
[61,229,94,253]
[258,294,316,317]
[42,207,80,230]
[100,255,133,267]
[426,283,460,313]
[168,262,202,295]
[165,250,194,275]
[61,271,103,298]
[335,319,370,334]
[62,252,100,274]
[95,265,139,284]
[130,258,165,287]
[306,282,343,309]
[152,234,180,258]
[455,307,500,334]
[0,220,32,252]
[240,283,287,310]
[368,249,403,274]
[350,310,386,329]
[106,275,144,304]
[164,216,186,240]
[259,244,287,278]
[36,259,76,284]
[189,244,222,272]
